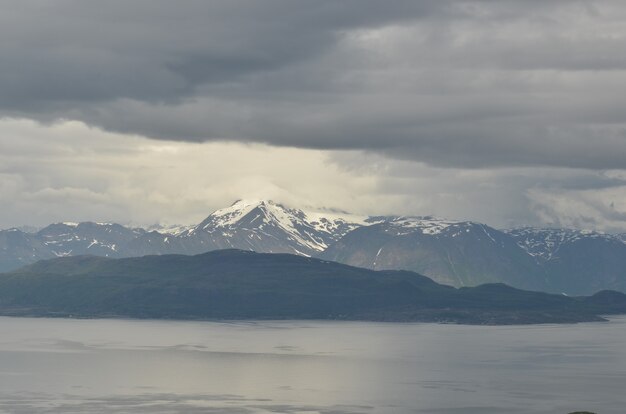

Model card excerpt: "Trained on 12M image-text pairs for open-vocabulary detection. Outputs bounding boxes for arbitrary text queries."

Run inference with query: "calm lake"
[0,316,624,413]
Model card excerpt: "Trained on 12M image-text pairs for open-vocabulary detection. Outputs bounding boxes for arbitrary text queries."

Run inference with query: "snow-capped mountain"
[145,223,195,236]
[320,216,548,291]
[0,228,51,272]
[0,222,146,272]
[0,200,377,272]
[176,200,376,256]
[37,222,145,258]
[506,227,624,261]
[2,202,626,295]
[506,227,626,295]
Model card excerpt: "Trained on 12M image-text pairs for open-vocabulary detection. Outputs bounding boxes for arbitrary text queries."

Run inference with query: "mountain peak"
[198,199,286,230]
[182,199,374,256]
[383,216,474,236]
[229,199,281,209]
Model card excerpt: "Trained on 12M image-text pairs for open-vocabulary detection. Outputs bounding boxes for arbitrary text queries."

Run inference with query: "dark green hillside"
[1,250,624,324]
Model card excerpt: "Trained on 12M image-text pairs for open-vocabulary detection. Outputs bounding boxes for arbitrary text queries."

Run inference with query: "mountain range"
[0,200,371,271]
[2,249,624,325]
[1,199,625,295]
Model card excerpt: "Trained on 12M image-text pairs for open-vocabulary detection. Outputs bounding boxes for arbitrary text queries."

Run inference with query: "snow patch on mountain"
[506,227,621,261]
[185,199,376,253]
[386,216,472,236]
[305,210,372,232]
[147,223,195,236]
[201,199,262,229]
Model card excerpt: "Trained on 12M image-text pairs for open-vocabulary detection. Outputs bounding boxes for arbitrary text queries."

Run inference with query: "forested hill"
[1,249,625,325]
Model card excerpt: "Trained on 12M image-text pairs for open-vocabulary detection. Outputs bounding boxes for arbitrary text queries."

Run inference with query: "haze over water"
[0,316,624,414]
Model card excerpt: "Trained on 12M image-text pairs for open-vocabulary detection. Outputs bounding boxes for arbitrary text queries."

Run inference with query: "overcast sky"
[1,0,626,231]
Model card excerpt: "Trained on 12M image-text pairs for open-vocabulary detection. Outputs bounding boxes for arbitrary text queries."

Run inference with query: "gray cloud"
[2,0,626,169]
[0,0,439,108]
[0,119,625,232]
[1,1,626,232]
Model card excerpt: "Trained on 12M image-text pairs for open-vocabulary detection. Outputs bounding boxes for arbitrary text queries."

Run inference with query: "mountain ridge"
[2,200,626,295]
[0,200,372,272]
[319,217,551,291]
[2,249,625,325]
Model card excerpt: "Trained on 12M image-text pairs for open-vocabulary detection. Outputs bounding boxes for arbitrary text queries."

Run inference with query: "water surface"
[0,316,624,413]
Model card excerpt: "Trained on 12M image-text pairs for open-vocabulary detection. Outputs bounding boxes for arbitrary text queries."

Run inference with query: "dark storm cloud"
[2,0,626,169]
[0,0,440,107]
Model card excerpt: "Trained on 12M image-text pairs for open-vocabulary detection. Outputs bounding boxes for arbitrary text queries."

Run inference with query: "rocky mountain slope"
[319,217,550,291]
[0,223,146,272]
[506,228,626,295]
[0,200,373,272]
[173,200,376,256]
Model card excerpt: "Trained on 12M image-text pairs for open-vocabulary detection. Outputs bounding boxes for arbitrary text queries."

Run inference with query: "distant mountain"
[174,200,376,256]
[505,228,622,260]
[0,200,374,272]
[122,199,377,257]
[506,228,626,295]
[37,222,145,257]
[145,223,194,236]
[0,228,52,272]
[2,250,624,324]
[2,202,626,296]
[319,217,549,291]
[0,222,147,272]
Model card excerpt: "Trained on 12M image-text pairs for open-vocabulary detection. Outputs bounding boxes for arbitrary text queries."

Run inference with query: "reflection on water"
[0,316,624,413]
